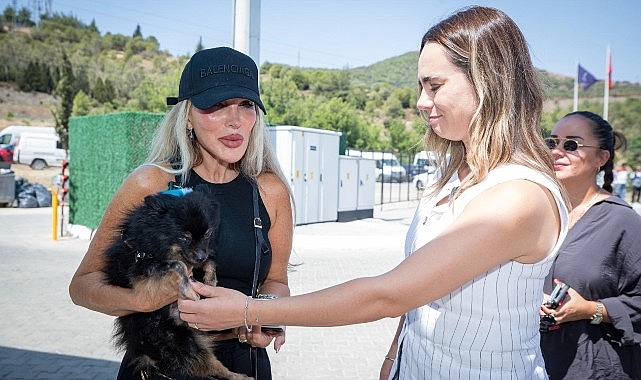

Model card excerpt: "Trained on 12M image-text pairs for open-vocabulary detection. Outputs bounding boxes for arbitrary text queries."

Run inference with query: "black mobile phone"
[261,325,284,333]
[540,281,570,333]
[545,282,570,309]
[255,294,284,333]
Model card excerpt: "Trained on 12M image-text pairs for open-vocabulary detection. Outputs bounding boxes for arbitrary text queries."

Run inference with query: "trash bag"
[15,180,52,208]
[14,177,28,197]
[33,183,52,207]
[18,191,39,208]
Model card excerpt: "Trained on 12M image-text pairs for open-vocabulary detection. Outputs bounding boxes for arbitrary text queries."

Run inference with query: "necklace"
[570,190,602,228]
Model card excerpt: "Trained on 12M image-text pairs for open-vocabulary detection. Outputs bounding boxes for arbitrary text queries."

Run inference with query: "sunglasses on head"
[544,137,600,152]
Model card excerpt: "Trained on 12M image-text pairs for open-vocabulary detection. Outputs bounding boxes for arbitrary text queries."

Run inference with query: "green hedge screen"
[68,111,164,230]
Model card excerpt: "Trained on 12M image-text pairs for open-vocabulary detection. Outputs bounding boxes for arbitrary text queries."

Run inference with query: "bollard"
[51,186,59,241]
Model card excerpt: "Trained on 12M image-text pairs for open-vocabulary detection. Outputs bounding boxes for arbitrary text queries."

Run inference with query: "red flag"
[608,52,613,90]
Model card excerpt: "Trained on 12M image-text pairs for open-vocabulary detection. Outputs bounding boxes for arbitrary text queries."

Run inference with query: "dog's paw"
[202,260,217,286]
[179,282,200,301]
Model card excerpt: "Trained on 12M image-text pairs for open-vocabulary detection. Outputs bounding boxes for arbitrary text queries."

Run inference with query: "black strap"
[250,180,263,379]
[251,180,264,298]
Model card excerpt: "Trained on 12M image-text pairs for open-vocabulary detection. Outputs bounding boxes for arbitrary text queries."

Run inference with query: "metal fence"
[345,149,426,206]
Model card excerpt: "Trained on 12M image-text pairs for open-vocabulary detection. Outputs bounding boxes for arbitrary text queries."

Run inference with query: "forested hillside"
[1,6,640,163]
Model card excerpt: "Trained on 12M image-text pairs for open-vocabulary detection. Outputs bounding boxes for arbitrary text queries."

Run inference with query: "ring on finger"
[194,323,199,330]
[238,334,247,343]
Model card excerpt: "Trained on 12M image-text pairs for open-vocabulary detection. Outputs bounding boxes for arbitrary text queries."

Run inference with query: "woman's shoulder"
[465,164,559,201]
[122,164,176,195]
[458,165,567,229]
[488,164,552,182]
[601,196,641,223]
[256,172,292,214]
[257,172,288,196]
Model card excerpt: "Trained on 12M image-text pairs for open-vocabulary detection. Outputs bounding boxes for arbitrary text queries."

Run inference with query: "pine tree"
[52,52,77,150]
[133,24,142,38]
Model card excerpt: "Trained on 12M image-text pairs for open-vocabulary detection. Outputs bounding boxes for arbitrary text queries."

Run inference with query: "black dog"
[104,189,251,380]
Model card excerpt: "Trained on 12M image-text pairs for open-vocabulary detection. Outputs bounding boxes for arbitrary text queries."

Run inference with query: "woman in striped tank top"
[179,6,570,379]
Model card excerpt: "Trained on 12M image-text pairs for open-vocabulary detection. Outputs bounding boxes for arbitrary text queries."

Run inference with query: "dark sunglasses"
[544,137,600,152]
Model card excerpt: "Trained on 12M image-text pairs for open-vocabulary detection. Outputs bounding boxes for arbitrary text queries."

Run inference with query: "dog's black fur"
[104,189,251,380]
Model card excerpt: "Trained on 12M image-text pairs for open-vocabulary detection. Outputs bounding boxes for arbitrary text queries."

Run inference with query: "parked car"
[0,144,13,169]
[402,163,426,182]
[0,125,57,146]
[13,132,66,170]
[412,169,437,190]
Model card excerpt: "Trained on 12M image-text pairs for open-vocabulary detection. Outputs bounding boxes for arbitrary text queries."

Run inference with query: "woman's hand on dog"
[178,280,286,351]
[132,278,181,313]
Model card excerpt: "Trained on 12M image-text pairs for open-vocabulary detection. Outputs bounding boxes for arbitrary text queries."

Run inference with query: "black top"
[184,170,272,296]
[541,196,641,379]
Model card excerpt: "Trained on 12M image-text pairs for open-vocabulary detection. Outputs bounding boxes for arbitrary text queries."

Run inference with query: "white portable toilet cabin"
[268,125,341,225]
[337,155,376,222]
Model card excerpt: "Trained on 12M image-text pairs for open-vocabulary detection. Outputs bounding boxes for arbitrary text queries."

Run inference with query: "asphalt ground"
[0,200,418,380]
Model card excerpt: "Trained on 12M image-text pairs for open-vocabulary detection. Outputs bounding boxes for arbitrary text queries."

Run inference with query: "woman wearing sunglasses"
[540,111,641,379]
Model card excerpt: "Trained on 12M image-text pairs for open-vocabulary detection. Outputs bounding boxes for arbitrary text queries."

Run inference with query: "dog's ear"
[143,193,172,212]
[119,229,136,249]
[123,236,135,249]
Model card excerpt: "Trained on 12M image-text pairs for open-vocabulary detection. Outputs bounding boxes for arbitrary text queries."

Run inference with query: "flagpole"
[603,45,611,120]
[573,61,579,111]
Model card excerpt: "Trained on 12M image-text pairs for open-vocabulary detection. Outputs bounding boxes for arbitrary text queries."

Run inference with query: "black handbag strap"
[250,180,263,379]
[250,180,264,298]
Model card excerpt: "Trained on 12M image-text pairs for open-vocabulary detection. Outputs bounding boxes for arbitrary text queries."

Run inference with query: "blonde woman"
[69,47,294,379]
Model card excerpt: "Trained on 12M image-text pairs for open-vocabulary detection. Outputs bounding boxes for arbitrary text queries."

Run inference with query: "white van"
[413,150,438,173]
[0,125,56,146]
[13,132,67,169]
[346,149,407,182]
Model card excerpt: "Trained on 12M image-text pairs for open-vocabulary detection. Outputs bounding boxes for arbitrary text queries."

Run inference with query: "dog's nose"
[193,248,208,264]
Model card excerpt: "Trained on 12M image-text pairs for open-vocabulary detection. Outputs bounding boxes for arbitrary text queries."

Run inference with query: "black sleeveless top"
[184,170,272,295]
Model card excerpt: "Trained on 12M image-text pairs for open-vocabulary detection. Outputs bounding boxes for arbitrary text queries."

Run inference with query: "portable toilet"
[268,125,341,225]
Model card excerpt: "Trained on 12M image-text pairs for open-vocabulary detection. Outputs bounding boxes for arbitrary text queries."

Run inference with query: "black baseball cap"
[166,47,266,114]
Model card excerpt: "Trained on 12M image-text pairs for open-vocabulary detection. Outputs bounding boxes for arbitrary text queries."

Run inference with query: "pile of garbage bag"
[14,177,52,208]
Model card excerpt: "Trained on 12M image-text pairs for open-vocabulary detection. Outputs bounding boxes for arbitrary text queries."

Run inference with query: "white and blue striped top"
[391,164,569,380]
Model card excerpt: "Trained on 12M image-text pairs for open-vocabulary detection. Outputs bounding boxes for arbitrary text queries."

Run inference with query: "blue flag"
[578,64,597,90]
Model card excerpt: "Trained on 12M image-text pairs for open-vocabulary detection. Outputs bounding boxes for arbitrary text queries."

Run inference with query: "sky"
[4,0,641,83]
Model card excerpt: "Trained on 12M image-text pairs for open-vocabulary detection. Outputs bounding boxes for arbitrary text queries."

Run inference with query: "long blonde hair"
[420,6,560,201]
[145,100,294,204]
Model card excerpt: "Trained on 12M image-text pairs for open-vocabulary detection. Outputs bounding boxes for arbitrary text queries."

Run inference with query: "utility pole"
[232,0,261,66]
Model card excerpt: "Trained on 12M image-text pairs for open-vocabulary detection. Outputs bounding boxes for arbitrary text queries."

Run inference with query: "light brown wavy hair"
[420,6,562,201]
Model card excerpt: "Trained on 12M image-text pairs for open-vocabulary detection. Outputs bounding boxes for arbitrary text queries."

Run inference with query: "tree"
[309,97,370,148]
[52,52,77,150]
[133,24,142,38]
[92,77,116,104]
[16,7,34,26]
[72,90,93,116]
[261,77,303,125]
[385,119,421,152]
[196,36,204,52]
[88,19,99,34]
[2,6,16,26]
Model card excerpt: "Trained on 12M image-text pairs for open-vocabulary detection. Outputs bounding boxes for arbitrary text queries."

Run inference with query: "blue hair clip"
[159,187,193,197]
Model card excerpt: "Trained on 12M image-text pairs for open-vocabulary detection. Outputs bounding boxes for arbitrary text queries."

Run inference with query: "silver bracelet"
[385,356,395,362]
[244,296,253,333]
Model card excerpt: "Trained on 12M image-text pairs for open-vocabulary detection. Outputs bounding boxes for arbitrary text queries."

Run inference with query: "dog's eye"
[179,232,192,245]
